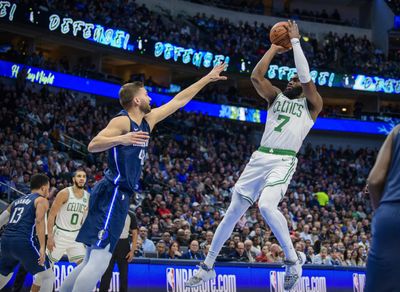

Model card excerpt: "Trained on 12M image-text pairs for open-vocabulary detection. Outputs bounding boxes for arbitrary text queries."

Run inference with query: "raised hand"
[206,62,228,82]
[271,43,292,55]
[287,20,300,40]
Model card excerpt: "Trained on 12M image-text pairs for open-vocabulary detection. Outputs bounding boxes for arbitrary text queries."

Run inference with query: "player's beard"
[140,102,151,114]
[283,86,303,99]
[74,181,85,189]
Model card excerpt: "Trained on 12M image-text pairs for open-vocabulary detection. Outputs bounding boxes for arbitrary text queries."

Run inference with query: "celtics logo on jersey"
[272,99,304,118]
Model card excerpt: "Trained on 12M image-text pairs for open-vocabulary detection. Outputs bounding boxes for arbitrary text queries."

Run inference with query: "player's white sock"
[60,247,91,292]
[0,272,13,289]
[204,191,251,268]
[35,268,55,292]
[258,185,298,262]
[71,246,112,292]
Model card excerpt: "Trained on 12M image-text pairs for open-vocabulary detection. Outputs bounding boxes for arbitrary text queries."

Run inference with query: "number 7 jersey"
[55,187,89,232]
[260,92,314,153]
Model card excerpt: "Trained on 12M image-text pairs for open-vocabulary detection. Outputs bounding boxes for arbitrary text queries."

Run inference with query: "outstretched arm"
[368,125,399,209]
[251,45,285,105]
[88,116,150,153]
[288,20,323,121]
[145,63,227,130]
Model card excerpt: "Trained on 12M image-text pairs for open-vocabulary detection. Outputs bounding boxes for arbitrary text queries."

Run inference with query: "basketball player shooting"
[186,20,323,290]
[59,63,227,292]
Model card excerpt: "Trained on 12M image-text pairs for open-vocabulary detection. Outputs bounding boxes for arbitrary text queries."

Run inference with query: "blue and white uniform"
[366,129,400,292]
[0,193,50,276]
[76,110,150,252]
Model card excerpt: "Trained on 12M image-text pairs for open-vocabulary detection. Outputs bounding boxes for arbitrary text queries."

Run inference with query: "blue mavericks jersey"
[3,193,40,239]
[104,110,150,193]
[380,130,400,204]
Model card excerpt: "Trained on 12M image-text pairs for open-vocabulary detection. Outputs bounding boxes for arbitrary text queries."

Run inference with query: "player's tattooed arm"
[251,45,283,107]
[368,125,400,209]
[88,116,149,152]
[35,197,49,266]
[47,188,69,252]
[145,63,227,130]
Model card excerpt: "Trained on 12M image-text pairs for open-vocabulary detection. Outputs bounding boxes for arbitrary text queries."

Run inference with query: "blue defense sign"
[0,59,397,135]
[1,1,400,94]
[5,260,366,292]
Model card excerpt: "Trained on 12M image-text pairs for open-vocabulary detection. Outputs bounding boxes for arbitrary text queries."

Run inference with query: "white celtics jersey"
[55,187,89,232]
[260,92,314,152]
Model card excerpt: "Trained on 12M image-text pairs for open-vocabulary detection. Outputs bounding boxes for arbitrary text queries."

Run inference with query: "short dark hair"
[30,173,49,190]
[119,82,144,110]
[72,169,86,178]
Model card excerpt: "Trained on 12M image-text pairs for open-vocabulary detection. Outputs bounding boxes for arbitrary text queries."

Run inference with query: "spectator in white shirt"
[312,247,333,265]
[139,226,156,253]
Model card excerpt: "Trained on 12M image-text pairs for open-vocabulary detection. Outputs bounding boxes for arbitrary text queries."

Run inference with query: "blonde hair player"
[186,20,323,291]
[59,63,227,292]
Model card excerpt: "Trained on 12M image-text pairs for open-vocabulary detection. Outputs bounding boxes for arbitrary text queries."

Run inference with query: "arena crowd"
[0,81,374,267]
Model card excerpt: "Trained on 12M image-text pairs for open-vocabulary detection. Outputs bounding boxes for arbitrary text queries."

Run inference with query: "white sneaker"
[283,251,306,290]
[185,262,216,288]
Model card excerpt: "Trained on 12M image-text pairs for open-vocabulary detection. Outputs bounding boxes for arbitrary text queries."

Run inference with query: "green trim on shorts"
[55,224,80,232]
[258,146,297,157]
[240,194,254,206]
[48,252,59,263]
[265,157,296,187]
[69,255,85,262]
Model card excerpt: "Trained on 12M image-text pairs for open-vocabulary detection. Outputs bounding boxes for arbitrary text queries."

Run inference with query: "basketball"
[270,21,292,49]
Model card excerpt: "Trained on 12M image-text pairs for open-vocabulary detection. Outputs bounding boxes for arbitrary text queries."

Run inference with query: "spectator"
[315,191,330,207]
[149,223,162,240]
[300,224,313,243]
[157,201,172,219]
[156,240,169,258]
[139,227,156,253]
[168,241,182,259]
[244,239,260,262]
[267,244,283,263]
[229,242,250,262]
[305,246,315,264]
[255,245,271,263]
[312,247,333,265]
[200,231,214,249]
[161,232,173,248]
[181,240,205,260]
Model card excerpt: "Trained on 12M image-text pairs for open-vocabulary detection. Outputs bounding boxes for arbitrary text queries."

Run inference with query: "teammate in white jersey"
[186,20,323,290]
[47,170,89,264]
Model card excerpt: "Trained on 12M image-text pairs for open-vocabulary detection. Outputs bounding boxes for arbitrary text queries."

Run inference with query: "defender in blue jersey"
[0,173,55,292]
[60,63,227,292]
[366,124,400,292]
